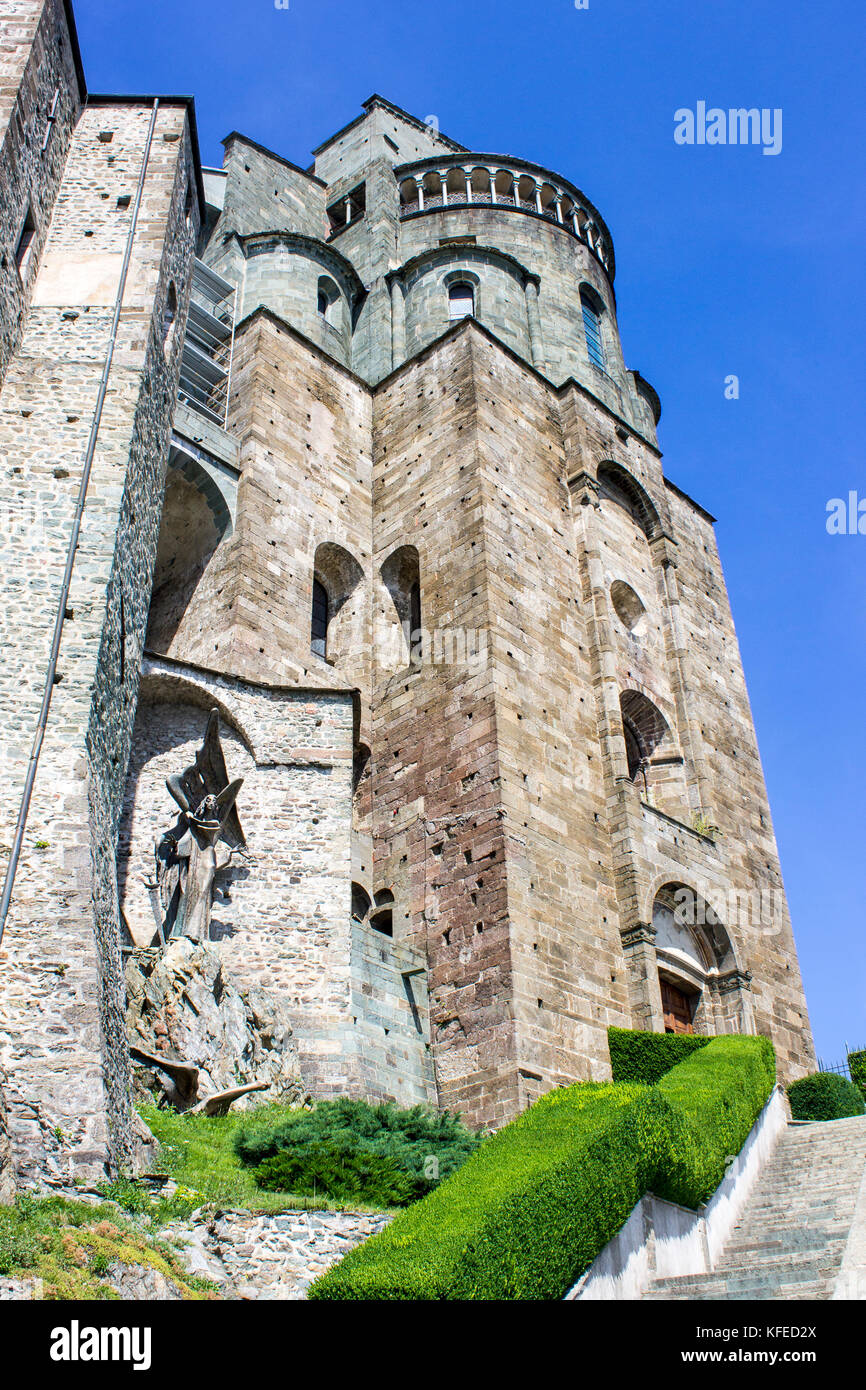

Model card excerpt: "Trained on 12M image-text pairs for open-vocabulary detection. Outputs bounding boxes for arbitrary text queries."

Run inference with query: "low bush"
[235,1098,480,1208]
[848,1051,866,1104]
[310,1034,776,1301]
[608,1026,709,1085]
[0,1194,212,1299]
[254,1146,421,1207]
[788,1071,866,1122]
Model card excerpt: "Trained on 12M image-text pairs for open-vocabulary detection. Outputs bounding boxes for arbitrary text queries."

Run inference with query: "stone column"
[524,279,546,373]
[621,925,665,1032]
[651,535,713,816]
[463,168,473,203]
[487,168,498,205]
[439,170,449,206]
[389,278,406,370]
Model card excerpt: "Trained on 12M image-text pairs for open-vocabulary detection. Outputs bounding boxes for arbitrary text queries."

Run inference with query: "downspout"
[0,98,160,947]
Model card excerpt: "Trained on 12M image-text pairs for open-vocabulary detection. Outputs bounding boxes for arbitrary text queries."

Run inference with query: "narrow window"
[14,206,37,278]
[580,288,605,369]
[311,577,329,657]
[317,275,341,327]
[162,282,178,349]
[370,909,394,937]
[449,282,475,320]
[409,580,422,641]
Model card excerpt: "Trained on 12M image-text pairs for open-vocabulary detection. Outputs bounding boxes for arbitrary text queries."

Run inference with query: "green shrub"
[848,1052,866,1104]
[254,1145,421,1207]
[235,1098,480,1209]
[788,1071,866,1122]
[310,1034,776,1301]
[608,1026,709,1084]
[654,1033,776,1207]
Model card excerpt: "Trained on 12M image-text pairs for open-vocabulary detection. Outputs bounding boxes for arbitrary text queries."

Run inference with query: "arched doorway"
[648,885,749,1037]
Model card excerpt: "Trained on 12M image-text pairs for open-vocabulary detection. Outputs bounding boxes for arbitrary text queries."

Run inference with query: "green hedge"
[848,1052,866,1104]
[653,1033,776,1207]
[608,1026,709,1085]
[788,1071,866,1122]
[310,1034,775,1301]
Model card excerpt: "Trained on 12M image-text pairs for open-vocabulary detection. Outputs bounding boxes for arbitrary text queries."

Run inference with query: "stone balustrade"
[396,155,614,276]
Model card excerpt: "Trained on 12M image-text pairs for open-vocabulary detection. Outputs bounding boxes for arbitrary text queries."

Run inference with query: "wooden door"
[661,979,696,1034]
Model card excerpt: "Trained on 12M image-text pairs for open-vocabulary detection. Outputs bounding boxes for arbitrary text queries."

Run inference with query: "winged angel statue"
[155,709,246,943]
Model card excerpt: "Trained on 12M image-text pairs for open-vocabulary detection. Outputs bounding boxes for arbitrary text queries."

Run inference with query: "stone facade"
[0,9,815,1187]
[0,2,201,1184]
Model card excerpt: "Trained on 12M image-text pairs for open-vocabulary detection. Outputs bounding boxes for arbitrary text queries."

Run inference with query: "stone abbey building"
[0,0,815,1187]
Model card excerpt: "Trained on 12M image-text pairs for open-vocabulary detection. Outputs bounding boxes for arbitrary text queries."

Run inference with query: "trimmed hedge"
[608,1026,709,1085]
[788,1071,866,1122]
[310,1034,775,1301]
[848,1052,866,1104]
[654,1033,776,1207]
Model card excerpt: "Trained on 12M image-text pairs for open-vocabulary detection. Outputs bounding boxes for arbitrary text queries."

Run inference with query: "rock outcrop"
[126,939,308,1111]
[0,1072,15,1205]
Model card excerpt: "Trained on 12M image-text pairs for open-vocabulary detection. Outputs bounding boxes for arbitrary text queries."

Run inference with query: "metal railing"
[177,259,237,428]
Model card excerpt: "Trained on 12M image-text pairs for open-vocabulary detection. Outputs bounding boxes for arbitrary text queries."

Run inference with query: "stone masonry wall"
[0,98,198,1185]
[0,0,81,388]
[371,326,519,1128]
[167,1208,392,1300]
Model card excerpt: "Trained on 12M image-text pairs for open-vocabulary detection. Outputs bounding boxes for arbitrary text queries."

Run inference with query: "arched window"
[580,287,605,369]
[620,690,670,790]
[317,275,341,327]
[380,545,423,669]
[311,576,329,657]
[449,281,475,320]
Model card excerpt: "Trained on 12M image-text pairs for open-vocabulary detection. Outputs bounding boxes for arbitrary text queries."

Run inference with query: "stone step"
[643,1115,865,1302]
[717,1243,847,1272]
[644,1279,830,1302]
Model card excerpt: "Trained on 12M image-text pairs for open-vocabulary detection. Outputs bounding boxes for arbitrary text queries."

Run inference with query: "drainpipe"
[0,99,160,948]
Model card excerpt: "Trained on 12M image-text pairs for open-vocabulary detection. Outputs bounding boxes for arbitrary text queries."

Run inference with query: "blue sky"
[74,0,864,1063]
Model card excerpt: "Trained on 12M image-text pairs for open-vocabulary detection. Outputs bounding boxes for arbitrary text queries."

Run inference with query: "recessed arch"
[146,452,232,656]
[597,461,663,541]
[650,882,743,1035]
[311,541,365,665]
[317,273,342,326]
[380,544,422,668]
[620,689,670,782]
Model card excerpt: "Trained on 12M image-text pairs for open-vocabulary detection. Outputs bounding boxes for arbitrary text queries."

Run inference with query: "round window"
[610,580,647,635]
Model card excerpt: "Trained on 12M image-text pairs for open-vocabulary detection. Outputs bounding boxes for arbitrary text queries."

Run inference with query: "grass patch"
[143,1103,399,1214]
[0,1194,214,1300]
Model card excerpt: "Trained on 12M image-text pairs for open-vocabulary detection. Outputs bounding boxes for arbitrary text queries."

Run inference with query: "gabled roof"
[310,94,467,158]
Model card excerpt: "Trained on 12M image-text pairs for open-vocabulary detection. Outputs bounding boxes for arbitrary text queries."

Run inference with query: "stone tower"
[0,8,815,1185]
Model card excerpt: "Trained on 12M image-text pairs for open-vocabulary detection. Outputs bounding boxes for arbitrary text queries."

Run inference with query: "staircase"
[644,1116,866,1300]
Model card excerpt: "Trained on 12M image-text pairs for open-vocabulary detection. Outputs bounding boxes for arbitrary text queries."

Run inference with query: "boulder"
[126,939,308,1112]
